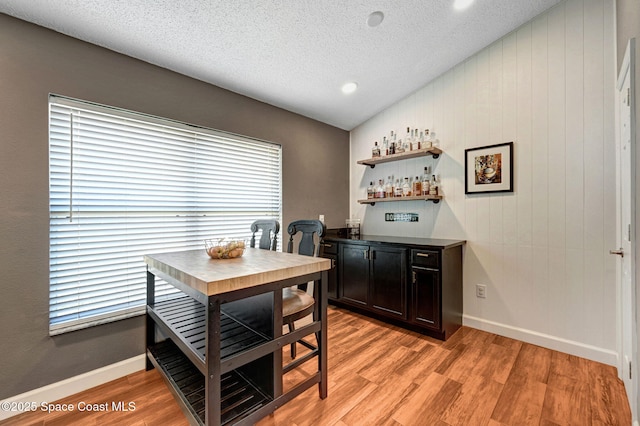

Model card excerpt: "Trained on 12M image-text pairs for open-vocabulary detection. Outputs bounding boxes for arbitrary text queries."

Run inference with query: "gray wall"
[0,13,349,398]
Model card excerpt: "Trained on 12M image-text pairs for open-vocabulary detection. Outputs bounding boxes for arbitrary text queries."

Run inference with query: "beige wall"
[0,13,349,398]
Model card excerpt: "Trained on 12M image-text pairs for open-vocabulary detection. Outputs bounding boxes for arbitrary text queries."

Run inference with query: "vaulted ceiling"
[0,0,563,130]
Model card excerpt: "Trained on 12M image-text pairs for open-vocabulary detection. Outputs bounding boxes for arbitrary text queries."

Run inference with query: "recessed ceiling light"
[453,0,474,10]
[366,11,384,27]
[341,82,358,94]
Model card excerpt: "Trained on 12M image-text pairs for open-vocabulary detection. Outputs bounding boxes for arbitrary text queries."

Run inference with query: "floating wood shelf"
[358,195,442,205]
[357,147,443,168]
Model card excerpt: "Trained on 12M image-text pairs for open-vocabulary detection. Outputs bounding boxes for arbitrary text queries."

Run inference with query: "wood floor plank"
[440,373,504,426]
[390,343,451,384]
[436,329,499,384]
[339,373,416,425]
[263,372,378,426]
[588,361,632,425]
[1,307,631,426]
[540,351,593,425]
[491,372,547,425]
[356,345,415,384]
[391,372,462,426]
[510,342,553,384]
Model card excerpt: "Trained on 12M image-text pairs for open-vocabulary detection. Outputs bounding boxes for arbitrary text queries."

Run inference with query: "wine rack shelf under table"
[148,339,270,426]
[148,296,270,375]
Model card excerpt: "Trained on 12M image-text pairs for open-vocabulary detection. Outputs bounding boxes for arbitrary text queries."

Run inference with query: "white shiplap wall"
[349,0,617,364]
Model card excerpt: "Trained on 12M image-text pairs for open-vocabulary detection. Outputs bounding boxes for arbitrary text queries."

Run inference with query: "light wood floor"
[1,306,631,426]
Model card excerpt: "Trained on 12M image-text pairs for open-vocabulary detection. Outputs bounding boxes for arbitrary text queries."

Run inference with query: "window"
[48,95,282,335]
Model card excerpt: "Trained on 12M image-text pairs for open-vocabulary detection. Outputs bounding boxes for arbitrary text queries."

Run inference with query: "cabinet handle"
[412,271,416,284]
[417,253,431,258]
[364,250,369,260]
[323,243,333,248]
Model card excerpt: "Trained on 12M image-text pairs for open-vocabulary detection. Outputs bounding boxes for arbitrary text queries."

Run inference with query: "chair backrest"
[286,220,326,257]
[250,219,280,251]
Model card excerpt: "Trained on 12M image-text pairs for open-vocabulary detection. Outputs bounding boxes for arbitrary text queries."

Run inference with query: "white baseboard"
[463,315,619,367]
[0,354,146,421]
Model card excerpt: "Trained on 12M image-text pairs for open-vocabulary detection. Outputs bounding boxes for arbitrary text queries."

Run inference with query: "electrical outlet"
[476,284,486,298]
[319,214,325,224]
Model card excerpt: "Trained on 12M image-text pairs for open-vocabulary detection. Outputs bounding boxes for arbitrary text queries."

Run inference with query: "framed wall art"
[465,142,513,194]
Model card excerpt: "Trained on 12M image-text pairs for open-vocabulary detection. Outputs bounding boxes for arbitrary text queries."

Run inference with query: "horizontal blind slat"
[48,96,282,332]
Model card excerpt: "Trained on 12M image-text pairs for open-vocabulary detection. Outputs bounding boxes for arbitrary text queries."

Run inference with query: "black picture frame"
[465,142,514,194]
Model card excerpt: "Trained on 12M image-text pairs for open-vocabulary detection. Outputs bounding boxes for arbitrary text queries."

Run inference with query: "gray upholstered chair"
[283,219,326,358]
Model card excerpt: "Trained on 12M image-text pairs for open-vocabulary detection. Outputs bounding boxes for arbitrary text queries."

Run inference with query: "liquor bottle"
[376,179,386,198]
[367,181,374,199]
[382,137,389,156]
[394,178,403,197]
[429,175,438,196]
[389,131,396,155]
[405,127,412,151]
[372,141,381,158]
[414,128,420,150]
[423,129,432,149]
[385,176,393,198]
[421,168,430,195]
[396,133,405,154]
[430,130,439,148]
[413,176,422,196]
[402,177,412,197]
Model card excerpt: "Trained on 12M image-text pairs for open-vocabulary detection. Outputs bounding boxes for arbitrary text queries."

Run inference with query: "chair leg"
[288,319,297,359]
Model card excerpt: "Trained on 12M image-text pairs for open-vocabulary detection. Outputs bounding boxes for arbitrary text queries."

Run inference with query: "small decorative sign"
[385,213,419,222]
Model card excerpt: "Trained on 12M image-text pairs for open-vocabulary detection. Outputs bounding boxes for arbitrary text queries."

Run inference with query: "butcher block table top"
[144,247,331,296]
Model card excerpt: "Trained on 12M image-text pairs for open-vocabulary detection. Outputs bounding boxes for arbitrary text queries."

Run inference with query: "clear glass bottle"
[405,127,412,151]
[394,178,403,197]
[421,168,430,195]
[372,141,381,158]
[385,176,393,198]
[423,129,432,149]
[376,179,386,198]
[382,137,389,156]
[367,181,374,199]
[396,135,405,154]
[430,130,439,148]
[429,175,438,196]
[413,176,422,196]
[402,177,411,197]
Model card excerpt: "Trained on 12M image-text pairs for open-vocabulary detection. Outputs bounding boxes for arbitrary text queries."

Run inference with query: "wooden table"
[144,248,331,425]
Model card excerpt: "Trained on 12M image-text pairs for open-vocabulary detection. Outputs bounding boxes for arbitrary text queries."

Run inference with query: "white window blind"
[48,95,282,335]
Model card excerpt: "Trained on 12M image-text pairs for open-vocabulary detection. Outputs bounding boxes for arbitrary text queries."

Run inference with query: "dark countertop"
[324,231,466,250]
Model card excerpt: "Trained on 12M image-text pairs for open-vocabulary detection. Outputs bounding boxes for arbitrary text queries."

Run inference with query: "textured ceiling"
[0,0,562,130]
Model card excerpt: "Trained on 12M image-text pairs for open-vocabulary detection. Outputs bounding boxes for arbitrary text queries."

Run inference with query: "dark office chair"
[250,219,280,251]
[283,219,326,359]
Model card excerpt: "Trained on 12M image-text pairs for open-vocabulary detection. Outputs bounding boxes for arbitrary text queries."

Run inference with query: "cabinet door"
[370,246,407,319]
[411,267,441,330]
[323,253,338,299]
[339,244,369,306]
